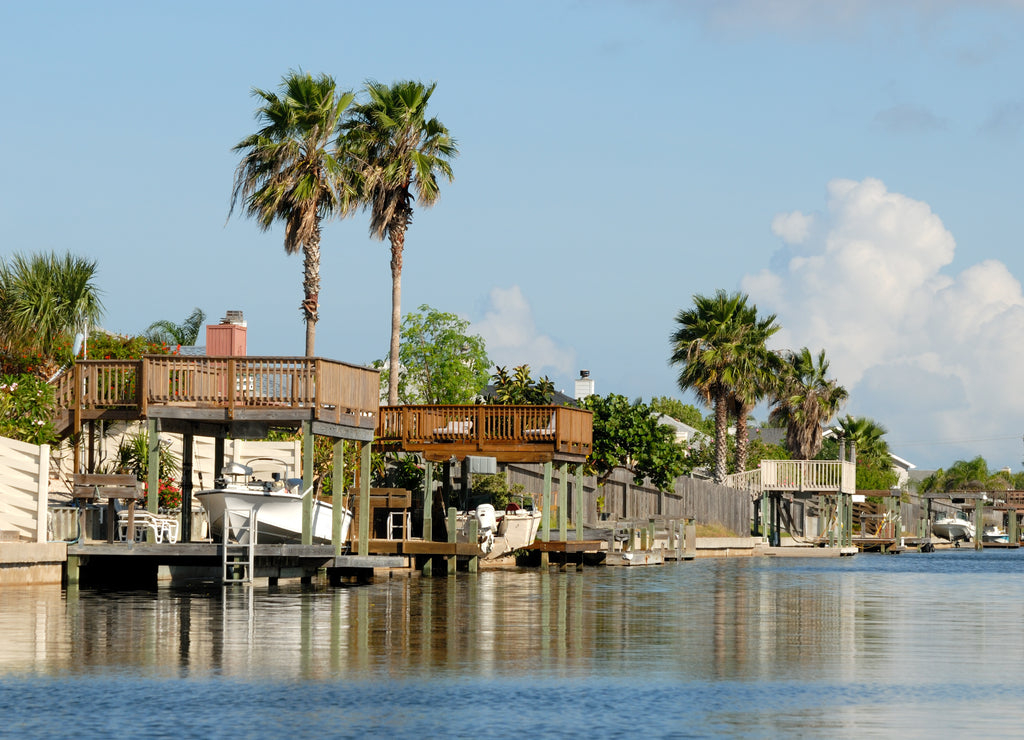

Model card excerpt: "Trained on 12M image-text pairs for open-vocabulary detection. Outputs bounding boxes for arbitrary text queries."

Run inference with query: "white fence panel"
[0,436,49,542]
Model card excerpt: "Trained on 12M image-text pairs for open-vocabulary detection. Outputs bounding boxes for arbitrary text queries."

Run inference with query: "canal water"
[2,550,1024,738]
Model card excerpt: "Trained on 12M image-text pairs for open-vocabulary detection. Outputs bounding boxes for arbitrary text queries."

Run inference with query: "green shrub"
[0,374,56,445]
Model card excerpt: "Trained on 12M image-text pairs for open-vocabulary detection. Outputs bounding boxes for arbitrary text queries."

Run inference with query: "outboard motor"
[474,504,497,554]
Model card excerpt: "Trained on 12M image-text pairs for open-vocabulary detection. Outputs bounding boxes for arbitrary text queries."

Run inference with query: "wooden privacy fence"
[0,435,50,542]
[505,463,751,535]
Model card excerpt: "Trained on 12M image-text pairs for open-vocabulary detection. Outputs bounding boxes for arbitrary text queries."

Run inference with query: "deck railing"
[724,468,762,495]
[377,404,593,458]
[759,459,856,494]
[724,459,856,495]
[51,356,379,424]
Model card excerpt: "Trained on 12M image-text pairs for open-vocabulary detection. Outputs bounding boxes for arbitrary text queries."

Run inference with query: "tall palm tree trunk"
[735,400,752,473]
[387,228,406,406]
[301,224,321,357]
[713,389,729,483]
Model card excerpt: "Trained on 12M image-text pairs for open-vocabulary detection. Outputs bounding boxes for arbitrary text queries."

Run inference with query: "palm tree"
[230,70,356,356]
[670,290,758,483]
[343,80,457,405]
[920,456,1008,493]
[729,304,781,473]
[834,415,889,461]
[834,414,897,489]
[145,307,206,347]
[0,251,103,360]
[769,348,848,459]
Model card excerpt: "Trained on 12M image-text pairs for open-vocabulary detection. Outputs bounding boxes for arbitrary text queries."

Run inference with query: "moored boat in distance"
[982,526,1009,543]
[196,461,351,545]
[932,514,975,543]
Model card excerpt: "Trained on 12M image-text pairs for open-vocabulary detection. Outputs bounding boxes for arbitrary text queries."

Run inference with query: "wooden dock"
[65,542,404,587]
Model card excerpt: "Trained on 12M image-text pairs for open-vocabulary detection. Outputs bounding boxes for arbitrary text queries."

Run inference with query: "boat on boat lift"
[196,460,351,545]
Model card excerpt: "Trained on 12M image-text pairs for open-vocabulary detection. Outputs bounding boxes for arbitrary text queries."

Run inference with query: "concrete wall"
[0,543,66,585]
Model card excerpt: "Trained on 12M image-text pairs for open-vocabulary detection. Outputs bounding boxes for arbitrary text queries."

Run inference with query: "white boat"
[196,461,351,545]
[454,504,542,559]
[983,526,1009,543]
[932,514,975,543]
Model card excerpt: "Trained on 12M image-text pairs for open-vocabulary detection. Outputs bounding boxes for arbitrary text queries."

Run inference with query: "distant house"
[750,426,786,448]
[654,413,706,447]
[889,453,917,490]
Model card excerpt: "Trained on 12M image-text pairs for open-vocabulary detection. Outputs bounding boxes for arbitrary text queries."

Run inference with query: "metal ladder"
[222,506,256,584]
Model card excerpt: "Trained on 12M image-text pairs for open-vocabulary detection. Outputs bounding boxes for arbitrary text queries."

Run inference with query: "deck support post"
[66,555,80,586]
[302,420,314,546]
[1010,508,1019,544]
[575,467,584,541]
[181,428,194,543]
[423,462,434,542]
[446,507,457,576]
[214,437,225,480]
[760,495,770,543]
[146,419,160,515]
[146,419,160,543]
[358,441,371,557]
[541,462,552,542]
[332,439,345,556]
[975,498,984,551]
[558,463,568,542]
[846,493,854,547]
[468,519,478,573]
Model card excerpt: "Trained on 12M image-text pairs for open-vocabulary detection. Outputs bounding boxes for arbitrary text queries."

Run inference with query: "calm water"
[3,550,1024,738]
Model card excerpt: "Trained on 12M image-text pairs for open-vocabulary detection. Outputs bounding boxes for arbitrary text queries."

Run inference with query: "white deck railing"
[725,459,856,495]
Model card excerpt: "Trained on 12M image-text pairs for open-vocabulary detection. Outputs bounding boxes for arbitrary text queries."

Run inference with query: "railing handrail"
[756,459,856,494]
[50,355,380,422]
[377,404,592,455]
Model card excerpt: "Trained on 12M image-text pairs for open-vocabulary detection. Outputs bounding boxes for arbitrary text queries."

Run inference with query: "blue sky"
[3,0,1024,471]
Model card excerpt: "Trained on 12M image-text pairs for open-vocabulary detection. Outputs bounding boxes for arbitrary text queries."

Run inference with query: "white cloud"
[473,286,576,377]
[771,210,813,244]
[743,177,1024,467]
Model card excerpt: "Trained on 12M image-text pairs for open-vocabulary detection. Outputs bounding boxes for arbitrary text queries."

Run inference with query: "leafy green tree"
[769,347,848,460]
[0,251,103,363]
[744,436,791,472]
[343,80,457,406]
[489,365,554,405]
[145,307,206,347]
[649,396,711,433]
[579,393,688,491]
[670,290,759,483]
[230,70,356,356]
[379,305,490,404]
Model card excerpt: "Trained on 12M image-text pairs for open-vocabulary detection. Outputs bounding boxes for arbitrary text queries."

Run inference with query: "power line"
[889,434,1022,448]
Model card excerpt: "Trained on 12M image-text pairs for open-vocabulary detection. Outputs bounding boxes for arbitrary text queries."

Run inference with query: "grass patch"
[695,522,739,538]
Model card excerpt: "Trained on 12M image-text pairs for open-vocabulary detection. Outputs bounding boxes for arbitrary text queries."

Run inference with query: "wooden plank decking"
[376,404,592,463]
[50,355,380,436]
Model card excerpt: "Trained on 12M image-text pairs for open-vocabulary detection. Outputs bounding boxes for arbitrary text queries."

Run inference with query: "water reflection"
[3,552,1024,689]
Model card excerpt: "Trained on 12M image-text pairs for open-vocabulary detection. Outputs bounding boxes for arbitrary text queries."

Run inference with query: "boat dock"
[65,542,403,587]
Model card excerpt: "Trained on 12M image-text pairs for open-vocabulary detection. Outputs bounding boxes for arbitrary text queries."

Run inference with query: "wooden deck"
[376,404,592,463]
[51,355,380,438]
[725,459,857,495]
